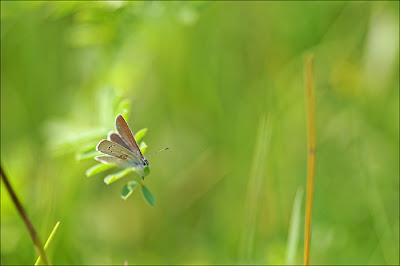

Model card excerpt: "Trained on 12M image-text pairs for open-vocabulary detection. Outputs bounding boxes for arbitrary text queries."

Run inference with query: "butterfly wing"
[107,131,131,151]
[96,139,141,163]
[115,114,144,159]
[95,155,140,169]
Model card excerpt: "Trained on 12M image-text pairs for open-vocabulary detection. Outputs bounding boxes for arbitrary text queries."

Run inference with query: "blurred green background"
[1,1,399,265]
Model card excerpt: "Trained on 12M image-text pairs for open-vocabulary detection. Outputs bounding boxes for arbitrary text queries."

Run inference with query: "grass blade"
[240,115,270,263]
[285,187,304,265]
[35,221,61,265]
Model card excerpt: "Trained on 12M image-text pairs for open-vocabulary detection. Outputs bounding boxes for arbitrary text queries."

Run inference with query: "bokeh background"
[1,1,399,265]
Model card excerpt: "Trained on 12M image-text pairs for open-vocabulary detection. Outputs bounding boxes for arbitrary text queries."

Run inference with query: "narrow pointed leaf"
[141,184,156,206]
[104,168,133,185]
[77,142,98,154]
[121,180,139,200]
[135,128,148,144]
[86,163,115,177]
[115,99,131,121]
[139,141,148,154]
[76,150,101,161]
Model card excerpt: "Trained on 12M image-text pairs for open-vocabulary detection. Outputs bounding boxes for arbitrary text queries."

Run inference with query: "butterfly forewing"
[96,139,140,162]
[115,114,144,159]
[95,155,140,169]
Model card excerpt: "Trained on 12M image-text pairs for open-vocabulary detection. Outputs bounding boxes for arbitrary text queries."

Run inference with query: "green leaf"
[141,184,156,206]
[135,128,148,144]
[76,142,98,154]
[115,99,131,121]
[76,150,101,161]
[139,141,148,154]
[143,165,150,177]
[86,163,115,177]
[120,180,138,200]
[104,168,133,185]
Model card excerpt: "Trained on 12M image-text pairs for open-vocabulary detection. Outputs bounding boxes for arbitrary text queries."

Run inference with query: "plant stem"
[0,164,50,265]
[303,54,316,266]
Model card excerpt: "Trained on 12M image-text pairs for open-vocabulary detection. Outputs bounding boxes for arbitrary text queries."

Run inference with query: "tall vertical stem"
[303,54,316,266]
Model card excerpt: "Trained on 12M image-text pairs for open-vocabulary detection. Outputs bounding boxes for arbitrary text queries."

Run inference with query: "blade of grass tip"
[0,164,50,265]
[35,221,61,265]
[240,116,271,263]
[303,53,316,266]
[285,187,304,265]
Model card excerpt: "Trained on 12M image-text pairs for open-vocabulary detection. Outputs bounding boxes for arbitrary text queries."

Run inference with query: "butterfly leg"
[141,170,144,180]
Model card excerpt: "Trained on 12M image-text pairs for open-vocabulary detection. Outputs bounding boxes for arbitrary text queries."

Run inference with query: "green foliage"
[104,168,134,185]
[139,141,148,154]
[121,180,139,200]
[1,1,398,265]
[285,188,304,265]
[76,150,100,161]
[78,99,156,201]
[134,128,148,144]
[141,184,156,207]
[86,163,115,177]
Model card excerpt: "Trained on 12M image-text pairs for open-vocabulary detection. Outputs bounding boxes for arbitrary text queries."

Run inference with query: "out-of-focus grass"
[285,187,303,265]
[1,1,399,265]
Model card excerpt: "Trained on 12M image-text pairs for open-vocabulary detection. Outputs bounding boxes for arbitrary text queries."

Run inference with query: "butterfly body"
[95,114,159,179]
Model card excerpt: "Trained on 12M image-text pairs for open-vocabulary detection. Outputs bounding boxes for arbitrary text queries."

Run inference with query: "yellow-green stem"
[303,54,316,266]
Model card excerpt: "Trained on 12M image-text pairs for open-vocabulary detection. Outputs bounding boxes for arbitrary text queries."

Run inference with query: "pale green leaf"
[141,184,156,206]
[76,150,101,161]
[120,180,139,200]
[135,128,148,144]
[139,141,148,154]
[104,168,133,185]
[86,163,115,177]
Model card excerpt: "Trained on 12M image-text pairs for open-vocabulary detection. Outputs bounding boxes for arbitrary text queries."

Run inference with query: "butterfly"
[95,114,169,180]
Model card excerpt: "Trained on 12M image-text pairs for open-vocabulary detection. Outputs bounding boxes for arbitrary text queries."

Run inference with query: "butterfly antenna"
[146,147,170,159]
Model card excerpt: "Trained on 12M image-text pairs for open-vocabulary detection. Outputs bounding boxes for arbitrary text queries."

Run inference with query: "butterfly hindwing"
[107,132,131,151]
[95,155,140,169]
[96,139,140,162]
